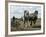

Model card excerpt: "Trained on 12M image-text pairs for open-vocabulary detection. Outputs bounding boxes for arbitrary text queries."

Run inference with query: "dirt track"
[11,18,41,31]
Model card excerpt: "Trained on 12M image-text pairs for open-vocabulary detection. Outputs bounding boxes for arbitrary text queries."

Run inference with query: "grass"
[11,18,41,31]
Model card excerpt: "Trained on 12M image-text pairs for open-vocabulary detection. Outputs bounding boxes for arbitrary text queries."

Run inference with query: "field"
[11,18,41,31]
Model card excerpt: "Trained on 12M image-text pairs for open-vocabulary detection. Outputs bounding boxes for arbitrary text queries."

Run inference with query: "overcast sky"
[10,5,41,18]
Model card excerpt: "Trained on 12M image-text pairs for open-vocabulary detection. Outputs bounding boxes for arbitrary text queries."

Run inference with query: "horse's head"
[34,10,38,17]
[24,10,29,21]
[24,10,29,16]
[34,10,38,15]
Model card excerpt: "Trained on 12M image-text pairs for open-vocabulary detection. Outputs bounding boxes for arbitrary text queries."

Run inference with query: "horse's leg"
[24,21,25,24]
[27,20,30,27]
[30,20,32,26]
[34,20,36,24]
[24,19,25,24]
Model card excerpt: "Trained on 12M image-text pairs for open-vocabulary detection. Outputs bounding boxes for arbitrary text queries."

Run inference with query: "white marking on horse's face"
[24,11,29,17]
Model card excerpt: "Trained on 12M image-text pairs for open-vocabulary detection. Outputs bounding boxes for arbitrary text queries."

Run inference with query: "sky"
[10,5,41,18]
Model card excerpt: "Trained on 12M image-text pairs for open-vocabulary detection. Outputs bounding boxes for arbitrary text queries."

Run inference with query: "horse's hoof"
[30,24,32,26]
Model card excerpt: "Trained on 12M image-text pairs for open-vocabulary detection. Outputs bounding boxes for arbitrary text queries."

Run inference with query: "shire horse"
[24,10,38,26]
